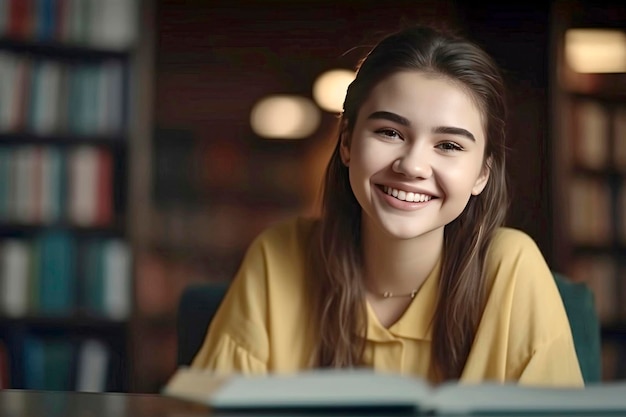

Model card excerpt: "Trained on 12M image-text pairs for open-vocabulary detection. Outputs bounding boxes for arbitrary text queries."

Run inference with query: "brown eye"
[437,142,463,152]
[375,128,402,140]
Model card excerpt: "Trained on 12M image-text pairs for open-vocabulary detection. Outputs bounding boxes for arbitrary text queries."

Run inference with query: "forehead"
[357,71,486,140]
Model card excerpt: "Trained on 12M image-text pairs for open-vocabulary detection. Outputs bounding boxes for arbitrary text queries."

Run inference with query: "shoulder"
[249,215,318,255]
[239,215,319,285]
[487,227,543,261]
[484,227,549,279]
[484,227,556,302]
[484,227,568,325]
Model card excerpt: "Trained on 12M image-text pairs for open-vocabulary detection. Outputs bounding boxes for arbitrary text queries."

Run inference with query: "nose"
[392,147,433,179]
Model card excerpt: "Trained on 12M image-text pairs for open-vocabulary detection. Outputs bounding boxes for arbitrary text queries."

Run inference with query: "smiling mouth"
[381,185,434,203]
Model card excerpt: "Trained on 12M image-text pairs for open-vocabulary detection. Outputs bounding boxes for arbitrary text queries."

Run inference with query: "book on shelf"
[23,335,73,391]
[568,176,612,246]
[163,367,626,414]
[615,107,626,172]
[0,51,126,136]
[0,234,131,319]
[0,0,138,50]
[76,338,110,392]
[0,339,9,389]
[0,239,30,317]
[571,99,610,171]
[22,334,112,392]
[0,145,113,226]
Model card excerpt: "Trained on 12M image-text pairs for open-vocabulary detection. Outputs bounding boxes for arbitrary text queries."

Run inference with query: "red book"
[7,0,33,39]
[0,340,10,389]
[96,149,113,226]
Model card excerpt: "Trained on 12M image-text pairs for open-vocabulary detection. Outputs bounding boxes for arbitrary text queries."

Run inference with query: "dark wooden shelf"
[571,166,626,179]
[567,88,626,102]
[0,315,128,330]
[0,132,127,148]
[133,314,177,329]
[572,244,626,257]
[602,321,626,342]
[0,37,131,62]
[0,222,127,238]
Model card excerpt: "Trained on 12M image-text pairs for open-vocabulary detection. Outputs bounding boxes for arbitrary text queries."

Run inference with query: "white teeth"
[383,186,433,202]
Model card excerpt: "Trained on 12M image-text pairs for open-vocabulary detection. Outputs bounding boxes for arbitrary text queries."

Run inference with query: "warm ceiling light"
[250,95,321,139]
[312,69,356,113]
[565,29,626,73]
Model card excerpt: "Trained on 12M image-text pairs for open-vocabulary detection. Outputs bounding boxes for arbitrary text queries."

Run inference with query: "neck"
[361,219,443,297]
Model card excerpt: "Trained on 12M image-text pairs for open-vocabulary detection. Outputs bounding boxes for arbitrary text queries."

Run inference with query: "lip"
[374,184,437,210]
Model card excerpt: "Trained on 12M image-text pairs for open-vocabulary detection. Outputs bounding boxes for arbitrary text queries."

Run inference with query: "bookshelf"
[0,0,137,391]
[550,1,626,381]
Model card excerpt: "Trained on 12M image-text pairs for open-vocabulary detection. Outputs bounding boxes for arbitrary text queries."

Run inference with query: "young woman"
[191,24,584,386]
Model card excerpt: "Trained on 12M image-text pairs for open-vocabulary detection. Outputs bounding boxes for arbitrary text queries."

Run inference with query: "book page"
[428,380,626,414]
[163,367,429,411]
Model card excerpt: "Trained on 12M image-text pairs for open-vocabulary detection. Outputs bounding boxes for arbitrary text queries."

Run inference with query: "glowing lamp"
[312,69,356,113]
[565,29,626,73]
[250,95,321,139]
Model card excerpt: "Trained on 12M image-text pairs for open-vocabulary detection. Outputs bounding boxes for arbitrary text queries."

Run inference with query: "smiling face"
[340,71,490,242]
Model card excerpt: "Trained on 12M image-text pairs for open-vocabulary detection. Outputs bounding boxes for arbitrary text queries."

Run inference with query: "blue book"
[23,336,45,390]
[37,0,56,41]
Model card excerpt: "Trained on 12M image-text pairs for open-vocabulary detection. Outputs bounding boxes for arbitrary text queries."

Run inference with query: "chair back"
[176,281,229,366]
[553,272,602,383]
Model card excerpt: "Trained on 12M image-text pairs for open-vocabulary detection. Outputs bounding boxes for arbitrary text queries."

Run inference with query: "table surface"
[0,388,623,417]
[0,389,212,417]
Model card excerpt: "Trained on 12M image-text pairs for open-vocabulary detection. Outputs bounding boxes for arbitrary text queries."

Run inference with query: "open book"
[163,367,626,414]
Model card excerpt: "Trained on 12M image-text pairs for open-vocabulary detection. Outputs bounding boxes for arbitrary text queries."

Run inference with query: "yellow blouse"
[191,217,583,387]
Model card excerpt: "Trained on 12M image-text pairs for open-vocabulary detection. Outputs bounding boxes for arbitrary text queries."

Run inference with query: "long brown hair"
[310,24,509,381]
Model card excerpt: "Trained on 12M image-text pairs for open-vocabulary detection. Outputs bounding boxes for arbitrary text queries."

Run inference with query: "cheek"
[351,141,391,175]
[438,160,484,193]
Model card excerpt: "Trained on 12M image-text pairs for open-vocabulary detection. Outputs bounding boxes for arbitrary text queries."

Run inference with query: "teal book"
[24,336,73,391]
[23,336,45,390]
[43,339,73,391]
[82,239,105,316]
[37,231,76,315]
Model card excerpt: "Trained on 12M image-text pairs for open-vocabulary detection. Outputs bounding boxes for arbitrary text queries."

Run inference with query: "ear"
[471,157,491,196]
[339,123,351,166]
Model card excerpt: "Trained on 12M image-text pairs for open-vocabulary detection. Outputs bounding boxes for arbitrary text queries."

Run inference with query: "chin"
[378,222,443,241]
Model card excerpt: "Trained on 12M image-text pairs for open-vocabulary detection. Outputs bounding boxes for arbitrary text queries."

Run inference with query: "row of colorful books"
[0,335,113,391]
[0,233,131,319]
[570,100,626,172]
[0,145,114,226]
[568,175,626,246]
[568,175,612,246]
[0,0,138,50]
[0,51,125,136]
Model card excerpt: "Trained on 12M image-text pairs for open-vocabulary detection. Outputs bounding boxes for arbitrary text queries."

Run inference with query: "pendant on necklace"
[382,289,418,299]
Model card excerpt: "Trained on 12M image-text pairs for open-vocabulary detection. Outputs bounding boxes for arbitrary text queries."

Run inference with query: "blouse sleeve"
[192,331,267,374]
[518,331,584,387]
[479,228,585,387]
[500,231,585,387]
[190,234,271,374]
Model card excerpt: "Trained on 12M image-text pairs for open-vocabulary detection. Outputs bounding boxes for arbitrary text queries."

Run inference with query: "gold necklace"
[382,289,419,299]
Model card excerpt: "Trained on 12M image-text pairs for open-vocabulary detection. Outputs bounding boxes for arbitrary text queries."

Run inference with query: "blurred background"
[0,0,624,393]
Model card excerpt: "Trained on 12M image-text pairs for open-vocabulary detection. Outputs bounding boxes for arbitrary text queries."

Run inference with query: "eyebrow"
[366,111,476,142]
[433,126,476,142]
